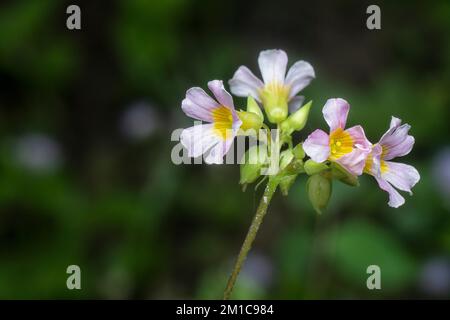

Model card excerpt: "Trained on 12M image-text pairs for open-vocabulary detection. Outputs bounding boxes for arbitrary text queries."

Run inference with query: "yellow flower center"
[380,160,389,174]
[260,82,290,101]
[328,127,353,160]
[381,145,389,159]
[364,152,374,174]
[379,145,389,174]
[212,105,233,140]
[259,82,291,123]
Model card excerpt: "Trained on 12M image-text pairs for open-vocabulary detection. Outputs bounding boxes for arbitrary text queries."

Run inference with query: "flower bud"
[304,159,329,175]
[237,96,264,134]
[279,149,294,170]
[246,96,263,119]
[280,101,312,135]
[239,145,267,185]
[293,143,305,160]
[237,111,263,132]
[307,174,332,214]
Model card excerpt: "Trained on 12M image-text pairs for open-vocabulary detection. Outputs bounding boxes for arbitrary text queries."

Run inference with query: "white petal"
[204,137,234,164]
[382,161,420,194]
[258,49,288,85]
[181,87,219,122]
[390,116,402,128]
[322,98,350,131]
[345,125,372,150]
[180,124,220,158]
[303,129,330,163]
[208,80,234,109]
[366,144,383,176]
[379,116,415,160]
[285,60,315,98]
[229,66,264,101]
[335,147,370,176]
[375,176,405,208]
[288,96,305,113]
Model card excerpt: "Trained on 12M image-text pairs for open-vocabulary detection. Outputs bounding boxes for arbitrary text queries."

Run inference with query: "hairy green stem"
[223,178,279,300]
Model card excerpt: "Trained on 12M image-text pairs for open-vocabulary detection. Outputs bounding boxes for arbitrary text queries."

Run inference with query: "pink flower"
[303,98,371,175]
[364,117,420,208]
[180,80,242,164]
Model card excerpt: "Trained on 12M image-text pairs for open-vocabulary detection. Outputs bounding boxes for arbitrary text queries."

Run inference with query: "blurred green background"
[0,0,449,299]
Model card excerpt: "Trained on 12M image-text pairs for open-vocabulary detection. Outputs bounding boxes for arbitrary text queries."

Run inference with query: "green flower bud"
[239,145,267,185]
[330,162,359,187]
[237,110,263,132]
[280,101,312,135]
[307,174,332,214]
[304,159,329,175]
[236,96,264,134]
[279,149,294,170]
[246,96,264,120]
[279,174,297,196]
[293,143,305,160]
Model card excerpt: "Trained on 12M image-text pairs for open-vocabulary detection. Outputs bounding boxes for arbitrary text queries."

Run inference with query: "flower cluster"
[179,49,420,210]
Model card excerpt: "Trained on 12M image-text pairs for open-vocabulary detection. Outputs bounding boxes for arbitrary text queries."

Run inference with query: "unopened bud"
[279,149,294,170]
[239,145,267,185]
[293,143,305,160]
[238,111,263,132]
[280,101,312,135]
[307,174,332,214]
[246,96,264,119]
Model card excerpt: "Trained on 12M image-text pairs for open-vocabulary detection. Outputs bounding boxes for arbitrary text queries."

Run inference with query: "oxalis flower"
[174,49,421,299]
[180,80,262,164]
[229,49,315,123]
[303,98,371,176]
[364,117,420,208]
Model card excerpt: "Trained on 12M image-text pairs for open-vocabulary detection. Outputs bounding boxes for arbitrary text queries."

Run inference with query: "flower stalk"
[223,178,279,300]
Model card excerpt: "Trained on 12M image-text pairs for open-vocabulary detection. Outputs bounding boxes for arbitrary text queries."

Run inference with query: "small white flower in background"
[241,253,274,289]
[120,100,160,141]
[432,147,450,199]
[15,133,62,172]
[229,49,315,123]
[419,257,450,297]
